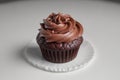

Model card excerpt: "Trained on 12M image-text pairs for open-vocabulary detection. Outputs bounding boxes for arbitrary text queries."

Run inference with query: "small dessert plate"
[24,40,95,72]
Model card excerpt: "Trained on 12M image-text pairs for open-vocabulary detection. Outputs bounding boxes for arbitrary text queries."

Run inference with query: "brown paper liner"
[39,45,80,63]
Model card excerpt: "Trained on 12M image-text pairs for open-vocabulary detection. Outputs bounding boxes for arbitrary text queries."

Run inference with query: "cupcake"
[37,13,83,63]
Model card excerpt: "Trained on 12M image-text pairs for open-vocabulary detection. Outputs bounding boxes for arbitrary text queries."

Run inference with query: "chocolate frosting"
[39,13,83,43]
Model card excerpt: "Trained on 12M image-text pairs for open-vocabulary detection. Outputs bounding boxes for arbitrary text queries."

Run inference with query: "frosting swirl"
[39,13,83,43]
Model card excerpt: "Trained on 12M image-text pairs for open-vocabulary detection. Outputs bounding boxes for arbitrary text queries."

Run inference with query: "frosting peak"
[39,13,83,43]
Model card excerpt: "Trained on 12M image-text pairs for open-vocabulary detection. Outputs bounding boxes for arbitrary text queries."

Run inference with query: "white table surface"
[0,0,120,80]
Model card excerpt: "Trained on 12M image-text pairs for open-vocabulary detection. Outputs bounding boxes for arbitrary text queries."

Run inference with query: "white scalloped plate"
[24,40,95,72]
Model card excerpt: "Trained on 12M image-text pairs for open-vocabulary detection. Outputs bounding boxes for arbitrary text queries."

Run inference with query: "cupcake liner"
[39,45,80,63]
[37,33,83,63]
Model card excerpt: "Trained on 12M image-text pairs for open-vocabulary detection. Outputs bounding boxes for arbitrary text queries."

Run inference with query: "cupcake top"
[39,13,83,43]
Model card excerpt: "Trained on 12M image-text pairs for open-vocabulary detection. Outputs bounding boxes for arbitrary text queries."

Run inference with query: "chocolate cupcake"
[37,13,83,63]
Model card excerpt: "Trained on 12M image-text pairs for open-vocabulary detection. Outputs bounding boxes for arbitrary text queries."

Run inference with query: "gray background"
[0,0,120,80]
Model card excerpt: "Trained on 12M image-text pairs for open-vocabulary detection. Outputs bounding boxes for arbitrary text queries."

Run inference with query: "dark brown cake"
[36,13,83,63]
[37,33,83,63]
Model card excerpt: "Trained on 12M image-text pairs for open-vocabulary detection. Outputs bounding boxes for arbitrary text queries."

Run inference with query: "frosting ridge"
[39,13,83,43]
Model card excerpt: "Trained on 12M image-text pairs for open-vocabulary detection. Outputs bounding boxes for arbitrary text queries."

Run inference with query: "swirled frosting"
[39,13,83,43]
